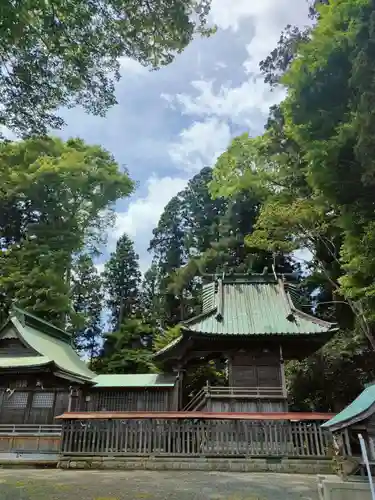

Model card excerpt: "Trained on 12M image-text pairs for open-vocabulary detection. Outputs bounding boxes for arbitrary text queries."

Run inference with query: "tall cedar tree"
[148,196,186,327]
[151,167,296,329]
[97,235,153,374]
[103,233,141,331]
[71,254,103,364]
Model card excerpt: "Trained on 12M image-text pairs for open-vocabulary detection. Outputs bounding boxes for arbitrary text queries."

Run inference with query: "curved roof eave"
[322,385,375,432]
[10,315,95,382]
[153,335,185,360]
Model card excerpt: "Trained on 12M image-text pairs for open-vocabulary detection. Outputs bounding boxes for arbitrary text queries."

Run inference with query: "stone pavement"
[0,470,320,500]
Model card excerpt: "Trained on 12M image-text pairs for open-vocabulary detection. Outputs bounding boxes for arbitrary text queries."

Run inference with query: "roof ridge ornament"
[215,277,224,322]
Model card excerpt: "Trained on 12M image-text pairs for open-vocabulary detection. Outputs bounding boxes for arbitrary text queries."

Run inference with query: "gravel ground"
[0,470,320,500]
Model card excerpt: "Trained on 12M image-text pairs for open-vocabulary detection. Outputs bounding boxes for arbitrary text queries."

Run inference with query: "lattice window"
[3,391,28,408]
[32,392,55,408]
[14,379,28,388]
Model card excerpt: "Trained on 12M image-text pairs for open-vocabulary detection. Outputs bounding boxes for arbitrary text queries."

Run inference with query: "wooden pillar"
[172,367,185,411]
[279,345,288,400]
[68,387,79,412]
[226,352,233,387]
[178,368,185,411]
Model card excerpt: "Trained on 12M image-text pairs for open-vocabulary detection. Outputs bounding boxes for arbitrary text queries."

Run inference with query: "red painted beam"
[56,411,335,421]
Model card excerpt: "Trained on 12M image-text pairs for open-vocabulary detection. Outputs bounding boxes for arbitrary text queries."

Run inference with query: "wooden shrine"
[154,274,337,412]
[0,307,177,424]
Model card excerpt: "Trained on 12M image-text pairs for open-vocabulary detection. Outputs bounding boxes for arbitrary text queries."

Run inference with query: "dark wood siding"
[87,389,174,412]
[208,399,287,413]
[230,352,282,389]
[0,373,73,424]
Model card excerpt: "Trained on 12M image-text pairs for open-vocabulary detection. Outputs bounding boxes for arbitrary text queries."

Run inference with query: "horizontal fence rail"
[184,386,286,411]
[0,424,61,435]
[61,418,332,458]
[0,424,62,456]
[208,387,285,398]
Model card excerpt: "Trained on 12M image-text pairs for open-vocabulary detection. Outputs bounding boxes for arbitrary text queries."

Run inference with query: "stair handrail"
[183,386,208,411]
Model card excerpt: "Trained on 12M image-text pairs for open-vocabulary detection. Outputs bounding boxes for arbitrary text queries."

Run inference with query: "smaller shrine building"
[154,274,337,412]
[0,308,178,424]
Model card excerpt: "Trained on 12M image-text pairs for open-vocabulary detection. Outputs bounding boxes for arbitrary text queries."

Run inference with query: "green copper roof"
[0,310,95,382]
[322,384,375,431]
[0,356,50,369]
[153,276,336,362]
[183,277,335,336]
[93,373,177,388]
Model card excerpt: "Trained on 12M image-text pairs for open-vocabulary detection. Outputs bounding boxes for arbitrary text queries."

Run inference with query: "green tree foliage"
[95,318,153,374]
[279,0,375,346]
[0,0,214,136]
[71,254,103,364]
[95,233,156,374]
[140,263,161,328]
[0,136,133,325]
[150,166,296,329]
[210,0,375,410]
[153,324,181,354]
[286,331,375,412]
[103,233,141,331]
[149,195,186,326]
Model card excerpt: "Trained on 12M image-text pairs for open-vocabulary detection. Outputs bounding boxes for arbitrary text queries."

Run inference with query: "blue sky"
[58,0,311,274]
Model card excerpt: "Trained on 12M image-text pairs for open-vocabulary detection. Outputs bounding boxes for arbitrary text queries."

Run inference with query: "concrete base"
[318,475,372,500]
[58,456,333,474]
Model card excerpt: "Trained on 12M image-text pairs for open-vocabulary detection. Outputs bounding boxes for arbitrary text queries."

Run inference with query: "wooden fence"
[60,417,332,458]
[0,424,62,459]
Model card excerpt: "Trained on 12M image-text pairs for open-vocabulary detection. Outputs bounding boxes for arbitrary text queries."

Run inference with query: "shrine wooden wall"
[85,388,175,412]
[228,350,284,390]
[0,374,71,424]
[206,399,288,413]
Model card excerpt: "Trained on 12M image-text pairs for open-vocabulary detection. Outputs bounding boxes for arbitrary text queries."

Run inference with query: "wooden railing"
[60,417,332,458]
[184,386,286,411]
[0,424,62,457]
[208,386,285,398]
[0,424,61,435]
[184,388,207,411]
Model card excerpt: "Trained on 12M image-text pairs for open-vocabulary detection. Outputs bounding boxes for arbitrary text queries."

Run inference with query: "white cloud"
[164,79,285,128]
[111,176,188,272]
[114,176,188,240]
[94,262,105,276]
[163,0,310,167]
[169,118,231,173]
[118,56,148,75]
[0,125,17,140]
[210,0,311,74]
